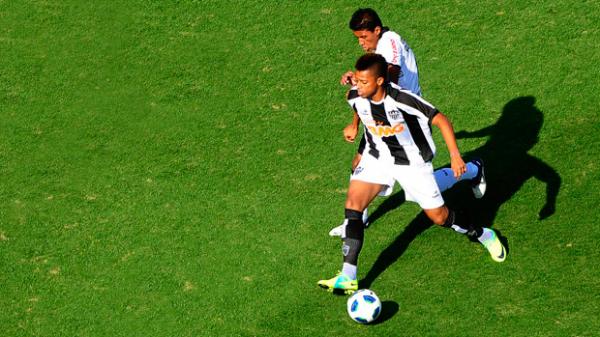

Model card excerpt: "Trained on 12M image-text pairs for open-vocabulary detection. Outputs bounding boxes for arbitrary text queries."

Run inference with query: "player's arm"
[431,112,466,178]
[344,110,360,143]
[343,89,361,143]
[387,64,401,84]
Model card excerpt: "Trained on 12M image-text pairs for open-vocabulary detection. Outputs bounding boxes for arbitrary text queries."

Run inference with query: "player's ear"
[374,26,381,36]
[376,76,384,86]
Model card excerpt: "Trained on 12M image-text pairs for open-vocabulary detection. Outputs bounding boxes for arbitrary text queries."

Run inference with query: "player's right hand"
[340,71,356,86]
[343,124,358,142]
[450,155,467,178]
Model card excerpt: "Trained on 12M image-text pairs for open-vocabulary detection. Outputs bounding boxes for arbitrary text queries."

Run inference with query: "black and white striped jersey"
[348,83,439,166]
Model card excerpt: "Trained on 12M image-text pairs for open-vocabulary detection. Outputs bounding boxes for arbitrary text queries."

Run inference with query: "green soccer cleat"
[318,273,358,295]
[481,228,506,262]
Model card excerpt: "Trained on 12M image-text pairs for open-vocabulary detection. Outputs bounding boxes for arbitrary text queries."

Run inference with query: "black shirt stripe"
[402,111,434,162]
[370,102,409,165]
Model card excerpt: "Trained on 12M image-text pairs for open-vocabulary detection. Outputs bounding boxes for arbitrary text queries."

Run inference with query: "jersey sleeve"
[388,84,439,120]
[410,96,438,120]
[375,34,400,66]
[347,87,360,111]
[413,96,440,121]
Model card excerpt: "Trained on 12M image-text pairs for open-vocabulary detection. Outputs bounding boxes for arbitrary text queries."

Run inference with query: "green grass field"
[1,1,599,336]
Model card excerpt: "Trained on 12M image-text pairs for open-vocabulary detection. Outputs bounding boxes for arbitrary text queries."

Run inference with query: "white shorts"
[378,182,395,197]
[350,153,444,209]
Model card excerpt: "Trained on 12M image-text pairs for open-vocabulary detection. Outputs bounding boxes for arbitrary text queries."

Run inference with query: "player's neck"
[370,87,386,103]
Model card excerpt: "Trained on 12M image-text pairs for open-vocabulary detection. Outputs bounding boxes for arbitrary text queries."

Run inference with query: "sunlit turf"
[1,1,599,336]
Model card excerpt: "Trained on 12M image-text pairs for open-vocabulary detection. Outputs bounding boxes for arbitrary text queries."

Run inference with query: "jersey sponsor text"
[367,123,405,137]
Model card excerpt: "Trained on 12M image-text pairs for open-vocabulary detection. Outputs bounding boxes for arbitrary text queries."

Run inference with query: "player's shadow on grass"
[372,301,400,325]
[361,96,561,288]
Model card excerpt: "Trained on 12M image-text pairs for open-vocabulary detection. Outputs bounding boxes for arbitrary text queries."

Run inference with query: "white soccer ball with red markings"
[347,289,382,324]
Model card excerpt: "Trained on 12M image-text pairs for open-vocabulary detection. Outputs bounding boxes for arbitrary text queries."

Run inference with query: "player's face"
[355,69,384,99]
[352,27,381,52]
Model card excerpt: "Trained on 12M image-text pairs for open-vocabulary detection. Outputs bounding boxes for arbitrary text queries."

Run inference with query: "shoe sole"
[318,283,357,295]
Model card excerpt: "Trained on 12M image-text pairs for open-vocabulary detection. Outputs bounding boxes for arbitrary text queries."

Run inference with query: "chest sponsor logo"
[367,123,405,137]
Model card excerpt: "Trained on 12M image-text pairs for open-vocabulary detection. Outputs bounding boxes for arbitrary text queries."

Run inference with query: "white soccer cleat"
[329,211,369,237]
[329,223,344,237]
[471,158,487,199]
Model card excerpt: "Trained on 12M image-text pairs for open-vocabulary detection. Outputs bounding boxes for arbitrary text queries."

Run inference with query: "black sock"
[342,208,364,265]
[443,209,483,238]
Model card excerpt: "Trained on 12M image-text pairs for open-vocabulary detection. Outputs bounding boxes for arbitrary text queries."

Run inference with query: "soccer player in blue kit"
[319,54,506,294]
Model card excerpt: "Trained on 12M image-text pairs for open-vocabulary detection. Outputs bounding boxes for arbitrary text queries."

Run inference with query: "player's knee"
[345,190,366,211]
[425,207,448,225]
[345,199,364,212]
[430,215,447,226]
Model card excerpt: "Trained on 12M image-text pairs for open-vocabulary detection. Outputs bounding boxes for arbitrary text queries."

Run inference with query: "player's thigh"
[347,154,390,211]
[355,153,395,197]
[345,180,382,212]
[350,153,391,186]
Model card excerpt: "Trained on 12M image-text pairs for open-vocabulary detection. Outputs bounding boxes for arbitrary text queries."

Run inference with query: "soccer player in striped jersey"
[332,7,485,234]
[341,8,420,175]
[318,54,505,294]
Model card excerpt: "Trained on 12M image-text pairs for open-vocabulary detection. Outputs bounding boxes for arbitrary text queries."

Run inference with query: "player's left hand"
[343,123,358,142]
[450,155,466,178]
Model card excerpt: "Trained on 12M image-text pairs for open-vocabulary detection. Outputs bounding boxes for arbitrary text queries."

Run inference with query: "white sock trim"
[342,263,357,280]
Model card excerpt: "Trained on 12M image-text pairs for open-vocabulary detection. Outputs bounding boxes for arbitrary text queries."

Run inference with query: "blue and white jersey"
[376,28,421,96]
[347,83,438,166]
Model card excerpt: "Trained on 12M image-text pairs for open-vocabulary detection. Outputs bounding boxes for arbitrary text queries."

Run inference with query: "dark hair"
[355,53,388,81]
[349,8,382,32]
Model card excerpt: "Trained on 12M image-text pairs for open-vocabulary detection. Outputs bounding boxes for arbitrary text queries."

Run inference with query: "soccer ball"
[347,289,382,324]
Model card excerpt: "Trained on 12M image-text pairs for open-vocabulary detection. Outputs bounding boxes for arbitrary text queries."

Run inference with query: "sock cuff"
[469,227,484,238]
[345,208,363,220]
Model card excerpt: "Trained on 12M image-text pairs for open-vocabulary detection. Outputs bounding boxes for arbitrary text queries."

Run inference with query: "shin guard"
[342,209,364,266]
